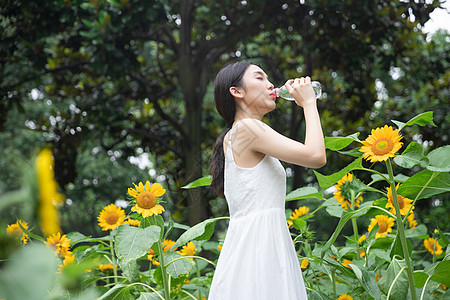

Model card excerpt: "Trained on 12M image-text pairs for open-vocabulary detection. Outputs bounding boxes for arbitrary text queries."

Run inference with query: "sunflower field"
[1,112,449,300]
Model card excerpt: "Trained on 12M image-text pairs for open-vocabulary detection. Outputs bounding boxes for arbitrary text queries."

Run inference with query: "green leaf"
[115,225,160,263]
[0,244,57,300]
[172,217,226,249]
[117,259,140,282]
[350,264,382,299]
[98,284,132,300]
[389,234,412,259]
[285,186,323,201]
[404,224,428,239]
[314,157,364,190]
[324,132,360,151]
[430,260,450,286]
[292,218,307,231]
[320,206,370,258]
[165,252,195,278]
[427,145,450,172]
[378,256,408,299]
[181,176,212,189]
[392,111,436,132]
[370,173,409,184]
[137,292,165,300]
[397,169,450,200]
[413,271,429,288]
[393,142,429,169]
[17,221,44,242]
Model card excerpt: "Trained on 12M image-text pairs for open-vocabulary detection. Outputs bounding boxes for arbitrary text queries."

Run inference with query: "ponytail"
[210,128,231,196]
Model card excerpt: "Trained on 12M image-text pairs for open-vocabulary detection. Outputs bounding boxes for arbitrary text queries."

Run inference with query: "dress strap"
[228,119,244,142]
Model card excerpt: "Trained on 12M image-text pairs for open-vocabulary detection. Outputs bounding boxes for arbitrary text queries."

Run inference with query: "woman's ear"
[229,86,244,99]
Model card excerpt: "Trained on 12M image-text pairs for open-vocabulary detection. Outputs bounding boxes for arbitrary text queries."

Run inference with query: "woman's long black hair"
[210,60,254,196]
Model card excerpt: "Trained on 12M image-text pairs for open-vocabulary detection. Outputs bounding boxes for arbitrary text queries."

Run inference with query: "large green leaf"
[324,132,360,151]
[397,169,450,200]
[430,260,450,286]
[164,252,195,278]
[314,157,364,190]
[393,142,429,169]
[172,217,226,249]
[115,224,160,263]
[350,263,382,299]
[378,256,409,299]
[392,111,436,132]
[181,176,212,189]
[0,244,57,300]
[285,186,324,201]
[413,271,429,289]
[117,259,140,282]
[426,145,450,172]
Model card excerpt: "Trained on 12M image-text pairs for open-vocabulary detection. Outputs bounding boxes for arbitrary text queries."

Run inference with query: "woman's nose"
[268,81,274,90]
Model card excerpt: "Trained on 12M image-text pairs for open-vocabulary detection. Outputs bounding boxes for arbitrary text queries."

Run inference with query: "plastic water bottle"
[273,81,322,100]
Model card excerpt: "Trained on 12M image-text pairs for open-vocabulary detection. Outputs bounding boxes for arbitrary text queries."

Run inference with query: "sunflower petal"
[150,183,166,197]
[128,188,139,199]
[145,181,150,192]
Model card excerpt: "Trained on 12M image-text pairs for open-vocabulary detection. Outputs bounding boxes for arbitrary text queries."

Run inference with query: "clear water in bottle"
[273,81,322,100]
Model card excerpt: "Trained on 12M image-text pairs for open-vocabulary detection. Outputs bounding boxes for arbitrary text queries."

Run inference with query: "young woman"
[209,60,326,299]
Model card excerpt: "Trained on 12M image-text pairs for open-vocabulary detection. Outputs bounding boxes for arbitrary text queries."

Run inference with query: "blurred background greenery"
[1,0,448,243]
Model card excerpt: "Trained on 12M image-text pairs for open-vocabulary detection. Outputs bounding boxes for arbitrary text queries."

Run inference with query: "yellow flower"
[58,252,75,272]
[177,241,196,258]
[128,181,165,217]
[358,234,366,244]
[360,250,366,258]
[124,218,141,227]
[359,125,403,162]
[375,274,381,282]
[338,294,353,300]
[218,245,223,251]
[45,232,71,258]
[367,215,395,239]
[99,264,116,271]
[407,212,417,229]
[342,259,353,267]
[333,173,363,210]
[424,237,443,256]
[386,184,413,216]
[36,148,65,236]
[300,259,309,269]
[291,206,309,219]
[6,220,29,244]
[97,204,126,231]
[287,220,293,228]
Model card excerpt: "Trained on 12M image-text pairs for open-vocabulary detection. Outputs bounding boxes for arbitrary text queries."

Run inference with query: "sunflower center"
[378,221,387,233]
[106,212,119,225]
[397,195,404,209]
[372,138,394,155]
[137,192,156,209]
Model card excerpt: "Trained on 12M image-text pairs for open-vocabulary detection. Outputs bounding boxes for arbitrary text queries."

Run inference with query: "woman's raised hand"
[285,76,316,107]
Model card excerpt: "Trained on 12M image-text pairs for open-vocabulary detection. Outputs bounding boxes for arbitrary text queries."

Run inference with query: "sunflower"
[338,294,353,300]
[36,148,65,236]
[300,259,309,269]
[291,206,310,219]
[287,220,293,228]
[97,204,126,231]
[333,173,363,210]
[386,183,413,216]
[360,250,366,258]
[424,237,443,256]
[6,220,29,244]
[359,125,403,162]
[128,181,165,218]
[45,232,71,258]
[124,218,141,227]
[367,215,395,239]
[177,241,196,258]
[407,212,418,229]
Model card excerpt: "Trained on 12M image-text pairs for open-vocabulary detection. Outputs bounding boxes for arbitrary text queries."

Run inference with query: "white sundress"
[208,120,308,299]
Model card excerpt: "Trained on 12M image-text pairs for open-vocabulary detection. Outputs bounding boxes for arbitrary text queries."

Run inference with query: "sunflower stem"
[386,158,418,300]
[153,215,171,300]
[350,190,360,256]
[109,239,118,285]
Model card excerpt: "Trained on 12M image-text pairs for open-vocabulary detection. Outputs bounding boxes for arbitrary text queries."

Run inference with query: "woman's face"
[238,64,276,115]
